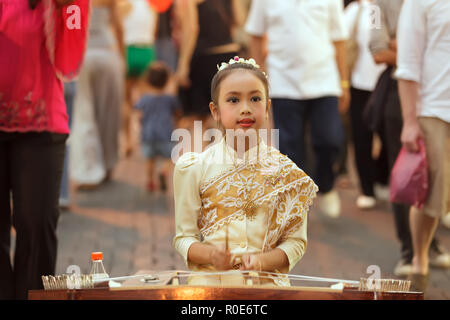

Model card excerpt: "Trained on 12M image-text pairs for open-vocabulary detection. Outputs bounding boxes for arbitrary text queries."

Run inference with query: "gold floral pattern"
[198,147,318,253]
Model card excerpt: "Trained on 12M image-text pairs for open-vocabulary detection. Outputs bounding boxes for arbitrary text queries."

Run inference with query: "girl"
[173,57,318,286]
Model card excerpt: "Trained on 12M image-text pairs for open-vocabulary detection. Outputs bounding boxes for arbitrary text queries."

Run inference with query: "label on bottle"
[91,273,109,281]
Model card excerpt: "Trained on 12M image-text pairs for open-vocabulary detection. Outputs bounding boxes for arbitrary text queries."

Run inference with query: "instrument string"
[102,270,360,286]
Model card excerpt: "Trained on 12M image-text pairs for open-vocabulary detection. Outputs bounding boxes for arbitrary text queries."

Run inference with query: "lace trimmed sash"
[198,149,318,251]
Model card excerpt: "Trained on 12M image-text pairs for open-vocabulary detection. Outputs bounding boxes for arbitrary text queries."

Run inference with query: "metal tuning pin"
[359,278,411,292]
[41,274,94,290]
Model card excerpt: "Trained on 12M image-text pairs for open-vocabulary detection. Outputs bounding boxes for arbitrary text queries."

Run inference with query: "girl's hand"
[240,253,263,271]
[209,244,234,270]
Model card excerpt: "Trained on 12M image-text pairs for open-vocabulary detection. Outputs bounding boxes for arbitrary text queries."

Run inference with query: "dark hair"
[210,62,269,106]
[146,62,170,89]
[29,0,41,9]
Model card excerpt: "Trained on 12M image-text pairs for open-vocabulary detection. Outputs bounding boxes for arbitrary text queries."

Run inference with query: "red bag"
[389,140,429,208]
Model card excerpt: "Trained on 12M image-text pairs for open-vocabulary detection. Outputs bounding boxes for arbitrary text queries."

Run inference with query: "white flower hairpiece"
[216,56,267,77]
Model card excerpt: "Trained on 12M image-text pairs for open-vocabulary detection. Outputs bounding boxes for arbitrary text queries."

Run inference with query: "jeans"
[0,132,67,299]
[272,97,344,194]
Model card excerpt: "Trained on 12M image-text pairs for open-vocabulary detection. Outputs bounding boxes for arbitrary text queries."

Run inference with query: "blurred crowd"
[0,0,449,298]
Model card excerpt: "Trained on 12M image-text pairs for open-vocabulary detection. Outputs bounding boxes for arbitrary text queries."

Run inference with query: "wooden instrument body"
[32,270,424,300]
[28,285,423,300]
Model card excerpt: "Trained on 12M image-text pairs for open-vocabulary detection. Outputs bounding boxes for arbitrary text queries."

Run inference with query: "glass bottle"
[89,252,109,281]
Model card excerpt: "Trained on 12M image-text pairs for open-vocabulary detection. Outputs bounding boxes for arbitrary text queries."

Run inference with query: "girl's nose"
[240,102,252,114]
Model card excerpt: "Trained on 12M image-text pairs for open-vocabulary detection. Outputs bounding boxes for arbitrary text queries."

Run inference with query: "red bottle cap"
[91,252,103,261]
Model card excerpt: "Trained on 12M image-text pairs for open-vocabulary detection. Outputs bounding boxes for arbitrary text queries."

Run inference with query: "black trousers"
[0,132,66,299]
[350,87,389,197]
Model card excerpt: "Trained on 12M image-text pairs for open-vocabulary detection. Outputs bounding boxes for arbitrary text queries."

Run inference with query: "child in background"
[135,62,181,192]
[173,57,318,286]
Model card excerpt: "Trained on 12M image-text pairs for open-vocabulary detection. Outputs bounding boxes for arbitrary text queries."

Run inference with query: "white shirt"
[395,0,450,123]
[245,0,348,100]
[344,0,386,91]
[123,0,157,45]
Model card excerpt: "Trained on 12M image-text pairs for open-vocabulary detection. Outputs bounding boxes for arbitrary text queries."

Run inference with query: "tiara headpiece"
[217,56,267,77]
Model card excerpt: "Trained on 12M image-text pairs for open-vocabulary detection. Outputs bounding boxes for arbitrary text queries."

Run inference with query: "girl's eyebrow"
[225,90,263,95]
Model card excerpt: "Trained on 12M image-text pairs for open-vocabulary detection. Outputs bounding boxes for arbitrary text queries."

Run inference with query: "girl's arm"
[174,0,199,87]
[188,243,235,270]
[241,187,311,273]
[241,249,289,272]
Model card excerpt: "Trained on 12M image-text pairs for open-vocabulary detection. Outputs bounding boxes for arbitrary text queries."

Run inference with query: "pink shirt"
[0,0,89,133]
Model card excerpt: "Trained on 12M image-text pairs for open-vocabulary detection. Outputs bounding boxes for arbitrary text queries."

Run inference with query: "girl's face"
[210,70,270,132]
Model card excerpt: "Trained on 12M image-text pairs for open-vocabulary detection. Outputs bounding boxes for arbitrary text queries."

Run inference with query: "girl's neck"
[225,132,260,159]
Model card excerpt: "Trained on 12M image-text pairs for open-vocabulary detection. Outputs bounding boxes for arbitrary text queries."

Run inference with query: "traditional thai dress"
[173,138,318,286]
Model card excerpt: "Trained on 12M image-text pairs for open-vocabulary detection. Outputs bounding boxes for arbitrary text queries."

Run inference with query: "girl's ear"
[209,102,219,122]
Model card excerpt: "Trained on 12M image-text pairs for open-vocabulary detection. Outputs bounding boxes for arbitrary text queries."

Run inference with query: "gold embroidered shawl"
[198,147,318,253]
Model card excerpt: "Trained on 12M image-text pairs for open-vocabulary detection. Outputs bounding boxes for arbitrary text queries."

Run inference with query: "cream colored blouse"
[173,138,317,285]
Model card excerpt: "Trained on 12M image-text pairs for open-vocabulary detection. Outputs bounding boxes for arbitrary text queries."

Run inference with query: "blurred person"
[370,0,449,278]
[59,81,77,210]
[246,0,350,218]
[154,0,178,73]
[70,0,125,189]
[395,0,450,291]
[122,0,158,157]
[0,0,89,299]
[344,0,387,210]
[153,1,179,97]
[174,0,245,138]
[135,62,181,192]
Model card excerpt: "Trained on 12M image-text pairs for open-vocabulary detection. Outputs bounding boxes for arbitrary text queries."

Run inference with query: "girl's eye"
[251,96,262,102]
[227,97,239,103]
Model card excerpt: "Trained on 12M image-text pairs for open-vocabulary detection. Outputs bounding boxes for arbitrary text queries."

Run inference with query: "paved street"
[45,146,450,299]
